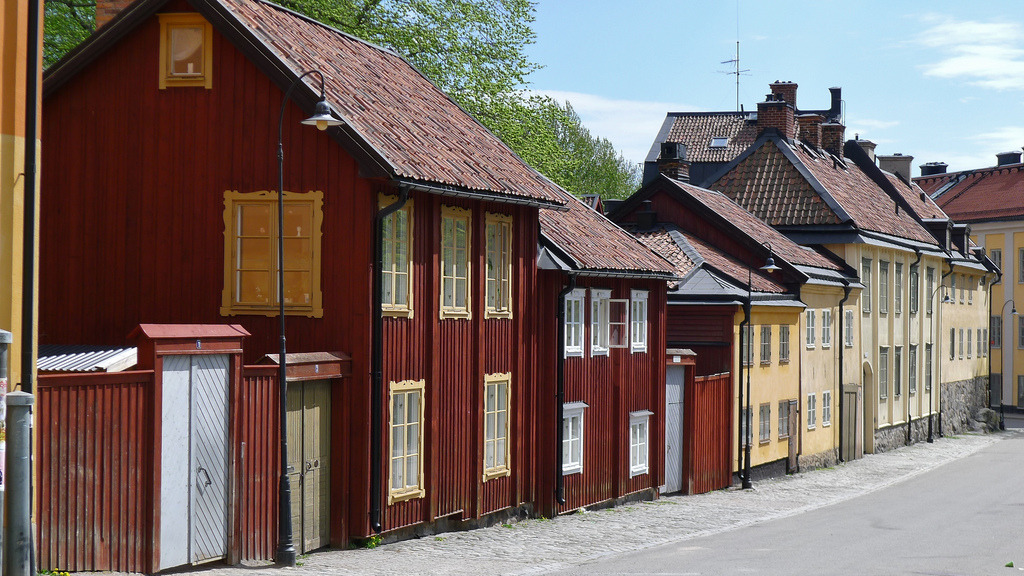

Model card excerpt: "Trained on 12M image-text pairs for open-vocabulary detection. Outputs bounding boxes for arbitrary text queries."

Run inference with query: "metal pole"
[4,391,32,576]
[0,330,9,571]
[742,267,752,489]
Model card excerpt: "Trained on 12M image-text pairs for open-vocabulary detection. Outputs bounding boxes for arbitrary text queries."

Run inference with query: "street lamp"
[928,284,953,443]
[998,300,1018,431]
[741,242,780,489]
[275,69,343,567]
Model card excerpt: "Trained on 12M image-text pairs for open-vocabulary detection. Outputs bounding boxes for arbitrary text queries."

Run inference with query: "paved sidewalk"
[198,430,1014,576]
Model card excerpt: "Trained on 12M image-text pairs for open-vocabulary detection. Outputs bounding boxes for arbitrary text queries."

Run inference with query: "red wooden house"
[38,0,673,570]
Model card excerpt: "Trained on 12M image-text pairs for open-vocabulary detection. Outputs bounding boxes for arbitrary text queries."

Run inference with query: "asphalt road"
[552,433,1024,576]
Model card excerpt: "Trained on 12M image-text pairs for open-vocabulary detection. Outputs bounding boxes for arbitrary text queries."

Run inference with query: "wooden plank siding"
[232,366,281,562]
[668,305,736,377]
[534,272,667,517]
[685,373,734,494]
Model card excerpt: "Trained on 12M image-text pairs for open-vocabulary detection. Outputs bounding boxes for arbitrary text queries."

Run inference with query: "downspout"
[907,251,922,445]
[738,298,750,486]
[937,260,954,441]
[555,273,577,505]
[370,185,410,533]
[837,280,852,462]
[22,0,41,395]
[986,269,995,428]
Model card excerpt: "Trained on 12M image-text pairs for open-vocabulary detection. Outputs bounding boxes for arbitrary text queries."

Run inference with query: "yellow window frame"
[482,372,512,481]
[484,212,513,319]
[440,205,472,319]
[220,189,324,318]
[158,13,213,89]
[388,379,426,504]
[380,194,415,318]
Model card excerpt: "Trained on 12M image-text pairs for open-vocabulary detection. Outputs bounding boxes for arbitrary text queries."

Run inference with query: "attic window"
[159,13,213,89]
[710,137,729,148]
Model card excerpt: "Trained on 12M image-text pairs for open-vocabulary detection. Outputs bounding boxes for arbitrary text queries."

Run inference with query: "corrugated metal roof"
[38,345,138,373]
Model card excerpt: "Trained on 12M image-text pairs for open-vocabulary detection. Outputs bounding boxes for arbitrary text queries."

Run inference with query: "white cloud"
[915,15,1024,90]
[916,126,1024,172]
[529,90,700,166]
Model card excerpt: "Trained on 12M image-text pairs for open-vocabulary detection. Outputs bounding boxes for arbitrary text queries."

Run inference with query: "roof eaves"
[404,178,567,210]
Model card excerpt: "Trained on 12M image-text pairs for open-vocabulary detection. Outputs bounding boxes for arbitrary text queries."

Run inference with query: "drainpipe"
[986,269,998,429]
[370,185,410,533]
[907,251,922,445]
[837,280,852,462]
[738,296,751,488]
[936,260,954,441]
[22,0,41,396]
[555,273,576,506]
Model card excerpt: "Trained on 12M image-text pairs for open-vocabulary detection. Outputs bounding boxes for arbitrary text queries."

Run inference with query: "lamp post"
[741,242,780,489]
[999,300,1018,431]
[928,284,953,443]
[275,69,342,566]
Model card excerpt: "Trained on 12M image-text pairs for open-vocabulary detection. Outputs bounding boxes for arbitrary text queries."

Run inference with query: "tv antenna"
[718,2,750,111]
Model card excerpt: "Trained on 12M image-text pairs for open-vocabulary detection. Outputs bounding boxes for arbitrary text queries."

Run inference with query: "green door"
[287,379,332,553]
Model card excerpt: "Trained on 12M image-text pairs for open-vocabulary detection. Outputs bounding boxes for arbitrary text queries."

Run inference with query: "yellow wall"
[977,225,1024,408]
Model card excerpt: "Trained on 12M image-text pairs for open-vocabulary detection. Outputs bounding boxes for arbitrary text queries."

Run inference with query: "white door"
[663,365,685,494]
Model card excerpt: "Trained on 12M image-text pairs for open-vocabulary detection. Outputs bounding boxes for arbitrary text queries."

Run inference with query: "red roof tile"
[539,191,676,276]
[682,233,788,293]
[928,165,1024,222]
[665,113,759,163]
[223,0,566,206]
[883,172,948,220]
[632,228,697,280]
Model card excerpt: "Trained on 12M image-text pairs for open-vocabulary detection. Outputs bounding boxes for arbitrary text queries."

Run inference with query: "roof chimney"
[877,153,914,184]
[96,0,134,28]
[797,114,823,148]
[821,122,845,155]
[920,162,948,176]
[996,150,1022,167]
[854,134,877,162]
[658,142,690,182]
[757,93,796,140]
[828,87,842,122]
[769,81,798,108]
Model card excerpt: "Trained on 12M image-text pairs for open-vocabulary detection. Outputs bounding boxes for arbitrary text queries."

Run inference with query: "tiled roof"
[883,171,948,220]
[631,227,697,280]
[664,112,759,163]
[926,164,1024,222]
[712,139,937,244]
[681,232,788,293]
[667,179,842,271]
[221,0,567,206]
[539,191,676,277]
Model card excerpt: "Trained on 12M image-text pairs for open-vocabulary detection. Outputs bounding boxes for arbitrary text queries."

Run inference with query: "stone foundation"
[941,376,989,436]
[799,447,839,471]
[873,415,934,453]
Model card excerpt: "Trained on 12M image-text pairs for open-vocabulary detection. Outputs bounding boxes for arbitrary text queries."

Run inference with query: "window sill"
[485,309,513,320]
[482,467,511,482]
[388,487,425,505]
[779,434,790,440]
[631,345,648,354]
[760,360,772,366]
[562,466,582,476]
[823,422,831,427]
[220,305,323,318]
[440,309,472,320]
[565,348,584,358]
[591,348,609,357]
[807,425,816,431]
[383,307,414,319]
[629,467,648,478]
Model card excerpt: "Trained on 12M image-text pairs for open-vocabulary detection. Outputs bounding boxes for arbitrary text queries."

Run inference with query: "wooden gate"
[287,379,331,553]
[683,372,732,494]
[663,365,685,493]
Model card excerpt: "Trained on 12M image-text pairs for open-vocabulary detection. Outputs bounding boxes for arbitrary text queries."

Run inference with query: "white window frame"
[562,402,588,475]
[894,262,903,314]
[629,410,653,477]
[590,289,611,356]
[759,403,771,443]
[879,346,889,400]
[630,290,649,353]
[807,393,817,429]
[959,328,964,358]
[894,346,903,397]
[879,261,890,314]
[926,267,935,315]
[741,324,754,367]
[564,288,586,357]
[862,259,872,313]
[778,400,790,439]
[822,309,832,348]
[968,276,974,305]
[779,325,790,363]
[909,265,919,314]
[389,379,426,504]
[967,328,973,358]
[845,309,854,347]
[806,310,816,348]
[482,373,512,481]
[909,344,918,395]
[822,389,832,427]
[992,249,1002,283]
[608,298,630,349]
[380,194,415,317]
[484,212,513,319]
[760,325,772,365]
[992,316,1003,348]
[925,344,933,393]
[440,205,472,319]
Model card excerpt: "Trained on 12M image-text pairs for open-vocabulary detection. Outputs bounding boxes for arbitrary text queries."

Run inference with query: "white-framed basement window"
[562,402,588,475]
[564,288,586,358]
[629,410,653,477]
[630,290,648,353]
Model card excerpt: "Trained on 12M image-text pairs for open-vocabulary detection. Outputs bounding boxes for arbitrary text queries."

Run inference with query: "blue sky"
[525,1,1024,175]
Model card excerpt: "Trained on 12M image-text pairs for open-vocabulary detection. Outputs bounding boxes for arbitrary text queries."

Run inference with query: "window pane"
[497,383,507,411]
[407,423,419,456]
[391,458,403,489]
[239,204,271,236]
[496,438,506,466]
[238,271,270,304]
[283,238,312,268]
[391,427,403,458]
[496,409,506,439]
[485,412,495,440]
[282,271,311,304]
[169,26,204,75]
[485,441,495,468]
[282,204,311,237]
[456,278,467,308]
[238,238,271,270]
[406,455,418,487]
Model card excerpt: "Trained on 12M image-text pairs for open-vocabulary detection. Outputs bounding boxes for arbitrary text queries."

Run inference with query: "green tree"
[43,0,95,67]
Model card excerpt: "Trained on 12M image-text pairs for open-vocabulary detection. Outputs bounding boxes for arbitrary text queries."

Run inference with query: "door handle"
[197,465,212,488]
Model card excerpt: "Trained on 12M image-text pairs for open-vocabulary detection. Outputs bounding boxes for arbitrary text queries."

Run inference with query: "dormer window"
[159,13,213,89]
[710,137,728,148]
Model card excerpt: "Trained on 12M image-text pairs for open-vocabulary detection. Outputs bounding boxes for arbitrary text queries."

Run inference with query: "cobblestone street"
[186,430,1015,576]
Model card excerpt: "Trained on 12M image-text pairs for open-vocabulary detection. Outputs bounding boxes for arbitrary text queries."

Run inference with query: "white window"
[968,276,973,305]
[778,400,791,439]
[564,288,586,357]
[806,310,816,348]
[925,344,933,392]
[760,325,772,364]
[562,402,587,475]
[822,309,832,348]
[440,206,472,318]
[895,262,903,314]
[909,344,918,394]
[959,274,965,304]
[590,289,611,355]
[807,393,817,429]
[879,261,889,314]
[822,390,832,426]
[389,379,425,504]
[894,346,903,397]
[485,213,513,318]
[759,403,771,443]
[629,410,652,477]
[992,316,1003,348]
[779,325,790,363]
[609,298,629,349]
[992,249,1002,282]
[909,265,919,314]
[926,267,935,315]
[741,324,754,367]
[959,328,965,358]
[630,290,648,353]
[980,328,986,358]
[967,328,973,358]
[862,259,872,313]
[483,373,511,481]
[879,346,889,400]
[845,309,854,347]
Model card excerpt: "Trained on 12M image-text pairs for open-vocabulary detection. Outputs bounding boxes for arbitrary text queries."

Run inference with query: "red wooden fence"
[232,365,280,562]
[684,372,733,494]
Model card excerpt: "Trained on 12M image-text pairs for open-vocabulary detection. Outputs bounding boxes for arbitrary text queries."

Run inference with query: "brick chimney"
[658,142,690,182]
[797,114,823,148]
[821,122,845,155]
[855,134,877,162]
[770,81,798,108]
[757,93,796,140]
[878,153,914,183]
[96,0,133,28]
